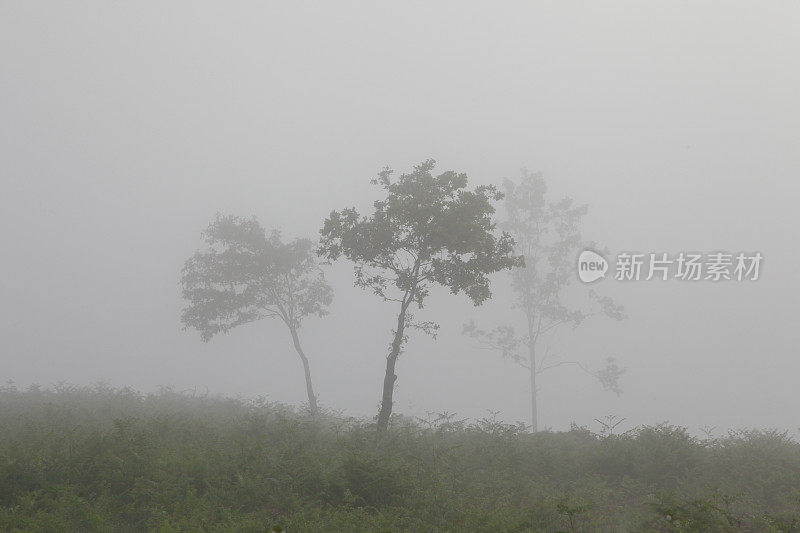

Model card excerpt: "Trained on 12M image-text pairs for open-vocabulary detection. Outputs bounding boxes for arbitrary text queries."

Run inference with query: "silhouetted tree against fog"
[319,160,520,432]
[181,214,332,412]
[464,170,626,431]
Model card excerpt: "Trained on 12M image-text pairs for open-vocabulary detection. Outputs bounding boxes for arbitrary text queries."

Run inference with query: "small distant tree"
[181,214,332,411]
[319,160,520,432]
[464,170,626,431]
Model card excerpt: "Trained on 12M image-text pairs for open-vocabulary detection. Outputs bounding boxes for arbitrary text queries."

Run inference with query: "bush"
[0,384,798,531]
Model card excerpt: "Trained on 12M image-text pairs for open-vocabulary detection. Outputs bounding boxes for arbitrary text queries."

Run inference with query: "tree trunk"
[529,348,538,432]
[289,325,318,413]
[527,318,538,432]
[376,299,411,432]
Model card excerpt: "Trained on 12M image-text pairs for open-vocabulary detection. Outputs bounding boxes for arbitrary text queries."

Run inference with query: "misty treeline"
[180,160,626,432]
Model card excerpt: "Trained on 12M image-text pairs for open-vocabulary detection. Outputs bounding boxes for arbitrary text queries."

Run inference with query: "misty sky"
[2,2,799,435]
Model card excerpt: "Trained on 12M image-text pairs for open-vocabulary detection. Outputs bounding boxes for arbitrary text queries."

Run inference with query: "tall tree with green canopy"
[181,214,332,412]
[464,170,626,431]
[319,160,520,432]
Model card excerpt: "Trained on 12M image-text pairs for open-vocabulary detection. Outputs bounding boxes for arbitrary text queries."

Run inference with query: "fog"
[2,2,798,436]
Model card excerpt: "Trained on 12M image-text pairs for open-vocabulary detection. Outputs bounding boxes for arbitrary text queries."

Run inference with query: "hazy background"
[2,2,798,436]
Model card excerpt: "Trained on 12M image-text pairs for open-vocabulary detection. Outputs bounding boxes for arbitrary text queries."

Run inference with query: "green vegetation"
[0,385,798,532]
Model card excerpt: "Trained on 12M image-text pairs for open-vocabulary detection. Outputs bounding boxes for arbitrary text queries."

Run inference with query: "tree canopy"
[182,215,332,339]
[319,159,519,309]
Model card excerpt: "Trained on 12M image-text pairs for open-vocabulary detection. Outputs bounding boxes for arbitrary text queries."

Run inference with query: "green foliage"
[182,214,333,339]
[319,159,519,311]
[1,385,799,531]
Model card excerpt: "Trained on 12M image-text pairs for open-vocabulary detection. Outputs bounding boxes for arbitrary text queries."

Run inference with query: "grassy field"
[0,384,798,532]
